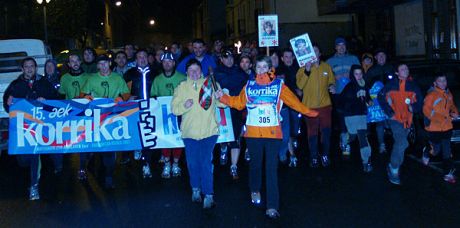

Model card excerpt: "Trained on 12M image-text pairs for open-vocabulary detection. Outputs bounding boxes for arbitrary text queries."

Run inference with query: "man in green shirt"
[81,55,130,189]
[59,54,90,99]
[81,55,130,101]
[151,52,186,179]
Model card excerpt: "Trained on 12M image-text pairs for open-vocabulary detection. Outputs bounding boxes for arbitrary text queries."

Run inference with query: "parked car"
[0,39,52,151]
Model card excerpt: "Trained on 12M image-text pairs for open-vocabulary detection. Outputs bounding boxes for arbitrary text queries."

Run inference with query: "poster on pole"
[289,33,317,67]
[258,15,279,47]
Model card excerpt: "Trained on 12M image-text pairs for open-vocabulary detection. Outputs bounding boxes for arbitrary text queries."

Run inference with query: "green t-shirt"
[59,72,91,99]
[150,71,186,97]
[81,72,129,99]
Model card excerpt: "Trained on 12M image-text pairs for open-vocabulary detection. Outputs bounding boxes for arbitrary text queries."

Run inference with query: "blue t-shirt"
[176,54,217,76]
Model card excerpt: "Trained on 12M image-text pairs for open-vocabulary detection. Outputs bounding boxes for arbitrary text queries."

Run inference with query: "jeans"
[183,135,218,195]
[279,108,290,160]
[389,120,410,169]
[17,155,40,186]
[246,138,281,210]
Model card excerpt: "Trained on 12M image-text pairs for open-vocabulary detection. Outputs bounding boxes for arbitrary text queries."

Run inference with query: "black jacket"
[3,74,60,112]
[339,77,371,117]
[214,65,248,96]
[124,66,156,100]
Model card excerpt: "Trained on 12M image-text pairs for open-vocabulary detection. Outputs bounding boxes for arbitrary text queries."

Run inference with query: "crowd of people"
[3,36,458,219]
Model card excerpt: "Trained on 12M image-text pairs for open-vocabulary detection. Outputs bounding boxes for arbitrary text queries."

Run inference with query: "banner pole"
[266,46,269,56]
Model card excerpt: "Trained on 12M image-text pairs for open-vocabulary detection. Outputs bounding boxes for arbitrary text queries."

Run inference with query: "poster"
[258,15,279,47]
[394,0,425,56]
[289,33,317,67]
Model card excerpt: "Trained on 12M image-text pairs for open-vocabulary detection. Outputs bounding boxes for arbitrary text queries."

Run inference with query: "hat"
[335,37,346,45]
[160,52,175,61]
[96,54,110,63]
[374,48,386,56]
[221,49,233,58]
[362,53,373,60]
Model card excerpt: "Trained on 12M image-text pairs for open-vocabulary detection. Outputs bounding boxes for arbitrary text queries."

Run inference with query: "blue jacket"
[214,65,248,96]
[177,54,217,76]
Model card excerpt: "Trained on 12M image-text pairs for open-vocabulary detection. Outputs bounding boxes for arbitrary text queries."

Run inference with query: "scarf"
[198,77,213,110]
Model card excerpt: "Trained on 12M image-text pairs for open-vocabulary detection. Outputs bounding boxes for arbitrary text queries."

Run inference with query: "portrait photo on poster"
[258,15,279,47]
[290,33,316,67]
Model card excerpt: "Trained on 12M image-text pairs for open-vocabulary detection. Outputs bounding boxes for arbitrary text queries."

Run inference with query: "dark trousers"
[17,155,40,186]
[305,106,332,159]
[428,130,454,173]
[246,138,281,210]
[79,152,115,178]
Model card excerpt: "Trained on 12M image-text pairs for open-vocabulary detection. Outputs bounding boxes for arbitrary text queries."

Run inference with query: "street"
[0,145,459,227]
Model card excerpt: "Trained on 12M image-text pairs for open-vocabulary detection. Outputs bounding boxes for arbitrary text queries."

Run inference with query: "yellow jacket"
[296,62,335,109]
[171,77,224,140]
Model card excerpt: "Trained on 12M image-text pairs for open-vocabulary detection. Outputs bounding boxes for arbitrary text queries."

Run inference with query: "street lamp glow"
[101,22,104,26]
[149,19,155,26]
[36,0,51,3]
[36,0,51,43]
[115,1,122,7]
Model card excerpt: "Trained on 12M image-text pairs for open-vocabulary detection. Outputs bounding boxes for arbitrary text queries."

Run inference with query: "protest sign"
[258,15,279,47]
[290,33,316,67]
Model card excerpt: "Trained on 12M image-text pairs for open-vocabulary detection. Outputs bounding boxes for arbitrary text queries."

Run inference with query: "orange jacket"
[423,87,458,132]
[219,73,318,139]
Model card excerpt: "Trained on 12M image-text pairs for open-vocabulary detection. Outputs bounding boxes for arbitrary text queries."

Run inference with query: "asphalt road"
[0,141,459,227]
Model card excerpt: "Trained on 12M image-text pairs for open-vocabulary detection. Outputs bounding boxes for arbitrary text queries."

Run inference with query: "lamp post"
[36,0,51,43]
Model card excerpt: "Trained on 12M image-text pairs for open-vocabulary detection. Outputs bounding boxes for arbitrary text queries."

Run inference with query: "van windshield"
[0,52,27,74]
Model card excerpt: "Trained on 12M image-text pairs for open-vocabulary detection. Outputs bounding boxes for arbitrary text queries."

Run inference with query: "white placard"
[258,15,279,47]
[290,33,317,67]
[394,0,425,56]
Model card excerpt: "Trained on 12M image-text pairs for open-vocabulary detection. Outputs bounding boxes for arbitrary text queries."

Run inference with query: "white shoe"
[161,163,171,179]
[142,164,152,178]
[192,188,202,202]
[172,162,181,177]
[134,150,142,160]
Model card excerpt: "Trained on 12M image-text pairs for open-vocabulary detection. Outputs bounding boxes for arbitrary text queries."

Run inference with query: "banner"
[8,97,234,154]
[367,81,388,123]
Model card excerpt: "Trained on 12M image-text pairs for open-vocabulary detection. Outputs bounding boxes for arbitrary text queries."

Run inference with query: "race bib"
[245,79,282,127]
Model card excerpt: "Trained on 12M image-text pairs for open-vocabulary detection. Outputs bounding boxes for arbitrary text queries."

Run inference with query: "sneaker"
[387,164,401,185]
[266,209,280,219]
[142,164,152,179]
[192,188,202,203]
[310,158,320,168]
[244,148,251,162]
[158,155,165,163]
[321,155,330,167]
[363,162,373,173]
[422,146,431,166]
[77,169,88,181]
[120,157,131,165]
[342,144,351,157]
[289,155,298,168]
[134,150,142,160]
[220,144,228,165]
[104,176,115,189]
[29,184,40,201]
[203,195,216,209]
[279,153,288,164]
[251,192,261,205]
[161,163,171,179]
[379,143,386,154]
[443,169,456,184]
[230,165,239,180]
[172,162,181,177]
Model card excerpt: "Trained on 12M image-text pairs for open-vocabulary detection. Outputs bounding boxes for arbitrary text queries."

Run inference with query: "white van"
[0,39,52,151]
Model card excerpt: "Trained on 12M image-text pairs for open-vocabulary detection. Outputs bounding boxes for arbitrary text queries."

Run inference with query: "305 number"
[258,116,270,123]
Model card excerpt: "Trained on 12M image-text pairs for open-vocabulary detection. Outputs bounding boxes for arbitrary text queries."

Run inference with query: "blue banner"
[8,97,235,154]
[8,99,142,154]
[367,81,388,123]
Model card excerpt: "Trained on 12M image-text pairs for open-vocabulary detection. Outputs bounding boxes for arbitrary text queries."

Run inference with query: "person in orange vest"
[377,63,423,185]
[422,74,459,183]
[215,56,318,219]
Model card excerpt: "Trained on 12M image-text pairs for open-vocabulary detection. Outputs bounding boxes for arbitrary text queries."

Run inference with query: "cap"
[160,52,175,61]
[221,49,233,58]
[362,53,373,60]
[335,37,346,45]
[96,54,110,63]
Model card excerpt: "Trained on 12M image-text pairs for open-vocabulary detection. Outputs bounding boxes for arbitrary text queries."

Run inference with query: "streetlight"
[149,19,155,26]
[115,1,122,7]
[36,0,51,43]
